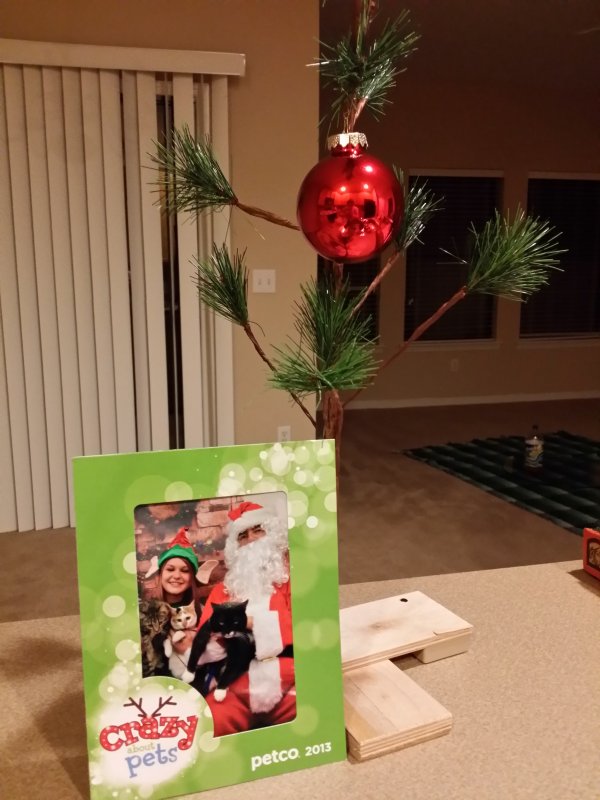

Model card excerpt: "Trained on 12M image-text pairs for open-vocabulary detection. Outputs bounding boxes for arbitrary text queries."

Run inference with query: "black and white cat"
[183,600,256,701]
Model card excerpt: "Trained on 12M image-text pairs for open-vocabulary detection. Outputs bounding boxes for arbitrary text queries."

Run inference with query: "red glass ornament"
[297,132,403,263]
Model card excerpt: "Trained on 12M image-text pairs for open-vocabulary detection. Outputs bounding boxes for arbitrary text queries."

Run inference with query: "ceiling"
[320,0,600,92]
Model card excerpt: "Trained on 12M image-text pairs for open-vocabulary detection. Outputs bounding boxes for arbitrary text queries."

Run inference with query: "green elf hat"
[157,527,199,573]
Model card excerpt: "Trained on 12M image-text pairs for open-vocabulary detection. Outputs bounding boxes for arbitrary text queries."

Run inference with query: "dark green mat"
[405,430,600,535]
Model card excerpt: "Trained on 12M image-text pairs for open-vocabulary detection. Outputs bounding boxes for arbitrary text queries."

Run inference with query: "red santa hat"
[225,501,272,541]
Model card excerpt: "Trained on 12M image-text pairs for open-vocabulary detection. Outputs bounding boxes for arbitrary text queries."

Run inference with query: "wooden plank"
[99,69,136,453]
[121,70,151,452]
[23,65,69,527]
[42,66,83,525]
[3,64,52,529]
[340,591,473,670]
[0,66,30,532]
[344,660,452,762]
[174,72,205,448]
[61,67,101,456]
[81,68,118,454]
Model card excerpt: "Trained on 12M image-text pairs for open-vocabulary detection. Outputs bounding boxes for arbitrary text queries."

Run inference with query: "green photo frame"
[74,439,346,800]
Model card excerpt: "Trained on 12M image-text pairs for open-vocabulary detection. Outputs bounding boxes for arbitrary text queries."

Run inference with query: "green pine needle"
[151,125,236,215]
[270,278,378,399]
[318,10,419,129]
[394,167,443,251]
[454,210,565,299]
[192,244,248,326]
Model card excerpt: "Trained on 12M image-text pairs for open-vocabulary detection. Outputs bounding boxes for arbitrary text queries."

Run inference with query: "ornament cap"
[327,131,368,151]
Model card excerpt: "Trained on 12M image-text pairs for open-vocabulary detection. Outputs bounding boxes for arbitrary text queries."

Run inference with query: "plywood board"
[344,660,452,761]
[340,591,473,670]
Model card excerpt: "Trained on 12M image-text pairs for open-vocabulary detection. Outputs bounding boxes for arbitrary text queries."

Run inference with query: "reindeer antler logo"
[99,693,198,759]
[124,696,177,719]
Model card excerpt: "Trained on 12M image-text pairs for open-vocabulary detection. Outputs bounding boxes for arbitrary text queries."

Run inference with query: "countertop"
[206,560,600,800]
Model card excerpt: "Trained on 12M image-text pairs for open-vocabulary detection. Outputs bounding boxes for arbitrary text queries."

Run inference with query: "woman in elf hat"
[139,527,216,677]
[157,527,200,606]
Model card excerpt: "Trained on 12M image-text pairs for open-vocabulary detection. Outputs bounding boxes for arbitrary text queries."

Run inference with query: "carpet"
[405,430,600,535]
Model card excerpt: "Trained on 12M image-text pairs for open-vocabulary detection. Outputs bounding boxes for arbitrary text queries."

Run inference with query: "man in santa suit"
[194,500,295,736]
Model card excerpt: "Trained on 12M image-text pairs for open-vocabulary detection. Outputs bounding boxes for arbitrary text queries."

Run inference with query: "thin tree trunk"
[322,389,344,493]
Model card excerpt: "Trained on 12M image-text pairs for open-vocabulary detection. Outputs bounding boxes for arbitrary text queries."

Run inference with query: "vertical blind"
[0,42,243,533]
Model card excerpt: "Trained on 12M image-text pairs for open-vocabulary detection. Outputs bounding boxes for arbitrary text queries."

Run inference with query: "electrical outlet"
[252,269,276,293]
[277,425,291,442]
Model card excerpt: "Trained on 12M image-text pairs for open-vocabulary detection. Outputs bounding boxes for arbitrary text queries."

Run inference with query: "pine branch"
[152,125,298,230]
[458,210,564,298]
[344,286,467,407]
[351,247,400,316]
[193,245,315,426]
[318,7,419,131]
[351,172,441,317]
[393,168,443,251]
[271,278,378,400]
[242,323,317,427]
[193,244,249,326]
[152,125,236,214]
[344,210,564,407]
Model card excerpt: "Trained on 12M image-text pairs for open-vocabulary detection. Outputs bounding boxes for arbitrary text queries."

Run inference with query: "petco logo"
[98,695,199,782]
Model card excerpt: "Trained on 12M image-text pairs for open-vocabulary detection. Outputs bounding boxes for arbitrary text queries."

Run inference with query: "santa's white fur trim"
[226,508,272,540]
[248,658,283,714]
[247,602,283,660]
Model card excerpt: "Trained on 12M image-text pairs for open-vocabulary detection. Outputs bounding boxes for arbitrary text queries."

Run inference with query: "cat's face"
[170,601,197,630]
[210,600,249,633]
[140,599,171,635]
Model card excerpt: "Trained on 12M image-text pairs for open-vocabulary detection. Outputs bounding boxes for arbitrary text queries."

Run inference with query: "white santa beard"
[224,536,288,601]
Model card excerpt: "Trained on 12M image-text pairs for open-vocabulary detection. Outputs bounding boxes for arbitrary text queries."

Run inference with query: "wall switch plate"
[277,425,291,442]
[252,269,276,293]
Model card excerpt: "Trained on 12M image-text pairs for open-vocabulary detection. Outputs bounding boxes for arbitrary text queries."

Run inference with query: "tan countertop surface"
[4,560,598,800]
[204,560,600,800]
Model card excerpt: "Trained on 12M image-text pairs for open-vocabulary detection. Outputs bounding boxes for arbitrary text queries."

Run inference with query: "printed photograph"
[135,492,296,736]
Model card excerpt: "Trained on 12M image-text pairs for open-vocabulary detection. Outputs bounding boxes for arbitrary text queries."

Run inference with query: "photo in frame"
[73,440,346,800]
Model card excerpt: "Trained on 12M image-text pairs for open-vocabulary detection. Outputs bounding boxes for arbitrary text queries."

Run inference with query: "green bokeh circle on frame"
[165,481,194,502]
[124,475,171,517]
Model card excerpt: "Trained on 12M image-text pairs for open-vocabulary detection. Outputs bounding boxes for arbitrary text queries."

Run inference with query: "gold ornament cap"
[327,131,368,150]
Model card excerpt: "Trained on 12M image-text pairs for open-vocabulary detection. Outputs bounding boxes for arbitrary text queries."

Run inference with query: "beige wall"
[351,74,600,406]
[0,0,319,444]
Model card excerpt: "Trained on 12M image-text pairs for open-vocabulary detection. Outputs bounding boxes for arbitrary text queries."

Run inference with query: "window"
[404,176,502,341]
[521,179,600,337]
[317,256,380,340]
